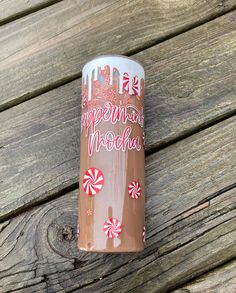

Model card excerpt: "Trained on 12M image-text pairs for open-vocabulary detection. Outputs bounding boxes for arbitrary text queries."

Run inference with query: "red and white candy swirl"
[123,73,139,95]
[128,180,141,199]
[103,218,122,238]
[83,167,104,196]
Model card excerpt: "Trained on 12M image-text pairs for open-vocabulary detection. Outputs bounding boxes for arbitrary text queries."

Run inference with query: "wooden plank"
[139,11,236,150]
[0,0,63,25]
[0,0,236,110]
[0,0,113,62]
[0,172,235,292]
[172,260,236,293]
[1,12,236,220]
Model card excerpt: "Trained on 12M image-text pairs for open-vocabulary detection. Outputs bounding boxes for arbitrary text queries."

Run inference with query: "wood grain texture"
[1,12,236,220]
[0,178,235,292]
[1,0,236,110]
[139,10,236,150]
[172,259,236,293]
[0,0,63,25]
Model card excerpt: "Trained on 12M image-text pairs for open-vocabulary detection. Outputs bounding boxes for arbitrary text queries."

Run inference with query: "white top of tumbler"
[82,55,145,100]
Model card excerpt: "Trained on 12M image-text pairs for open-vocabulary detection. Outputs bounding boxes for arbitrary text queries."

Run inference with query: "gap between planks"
[171,258,236,293]
[146,108,236,156]
[1,3,236,224]
[0,182,235,292]
[1,111,236,225]
[1,5,236,113]
[2,90,236,223]
[0,0,64,26]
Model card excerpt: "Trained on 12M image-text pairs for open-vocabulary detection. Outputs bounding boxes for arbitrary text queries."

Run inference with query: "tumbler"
[78,55,145,252]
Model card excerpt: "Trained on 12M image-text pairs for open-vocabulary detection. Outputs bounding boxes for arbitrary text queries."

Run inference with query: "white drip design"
[82,56,145,100]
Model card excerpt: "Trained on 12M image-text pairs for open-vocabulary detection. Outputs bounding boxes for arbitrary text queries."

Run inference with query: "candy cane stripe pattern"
[123,72,130,92]
[132,76,138,95]
[83,167,104,196]
[123,73,139,95]
[128,180,141,199]
[104,218,122,238]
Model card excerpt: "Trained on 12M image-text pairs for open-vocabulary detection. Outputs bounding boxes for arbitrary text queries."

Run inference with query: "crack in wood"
[0,4,236,291]
[41,198,235,292]
[1,198,235,292]
[0,182,78,223]
[1,4,236,113]
[0,220,10,233]
[145,183,236,241]
[0,0,64,26]
[1,115,236,226]
[198,182,236,205]
[146,108,236,156]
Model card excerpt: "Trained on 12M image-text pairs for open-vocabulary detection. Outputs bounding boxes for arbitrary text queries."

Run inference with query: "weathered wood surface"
[0,0,63,25]
[1,0,236,291]
[172,259,236,293]
[0,164,235,292]
[1,0,236,110]
[1,11,236,221]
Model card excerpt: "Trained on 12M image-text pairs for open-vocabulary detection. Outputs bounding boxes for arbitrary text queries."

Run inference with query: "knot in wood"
[47,211,99,264]
[47,213,78,258]
[58,224,75,242]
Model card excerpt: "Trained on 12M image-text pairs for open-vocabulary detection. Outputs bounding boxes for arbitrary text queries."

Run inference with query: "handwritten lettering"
[81,102,144,135]
[88,126,141,156]
[82,102,144,156]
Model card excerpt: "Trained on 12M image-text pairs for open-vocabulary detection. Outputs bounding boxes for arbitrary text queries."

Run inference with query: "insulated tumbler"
[78,55,145,252]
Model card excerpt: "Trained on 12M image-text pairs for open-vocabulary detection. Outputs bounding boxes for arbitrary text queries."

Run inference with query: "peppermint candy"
[83,167,104,196]
[123,73,139,95]
[128,180,141,199]
[86,209,93,216]
[103,218,122,238]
